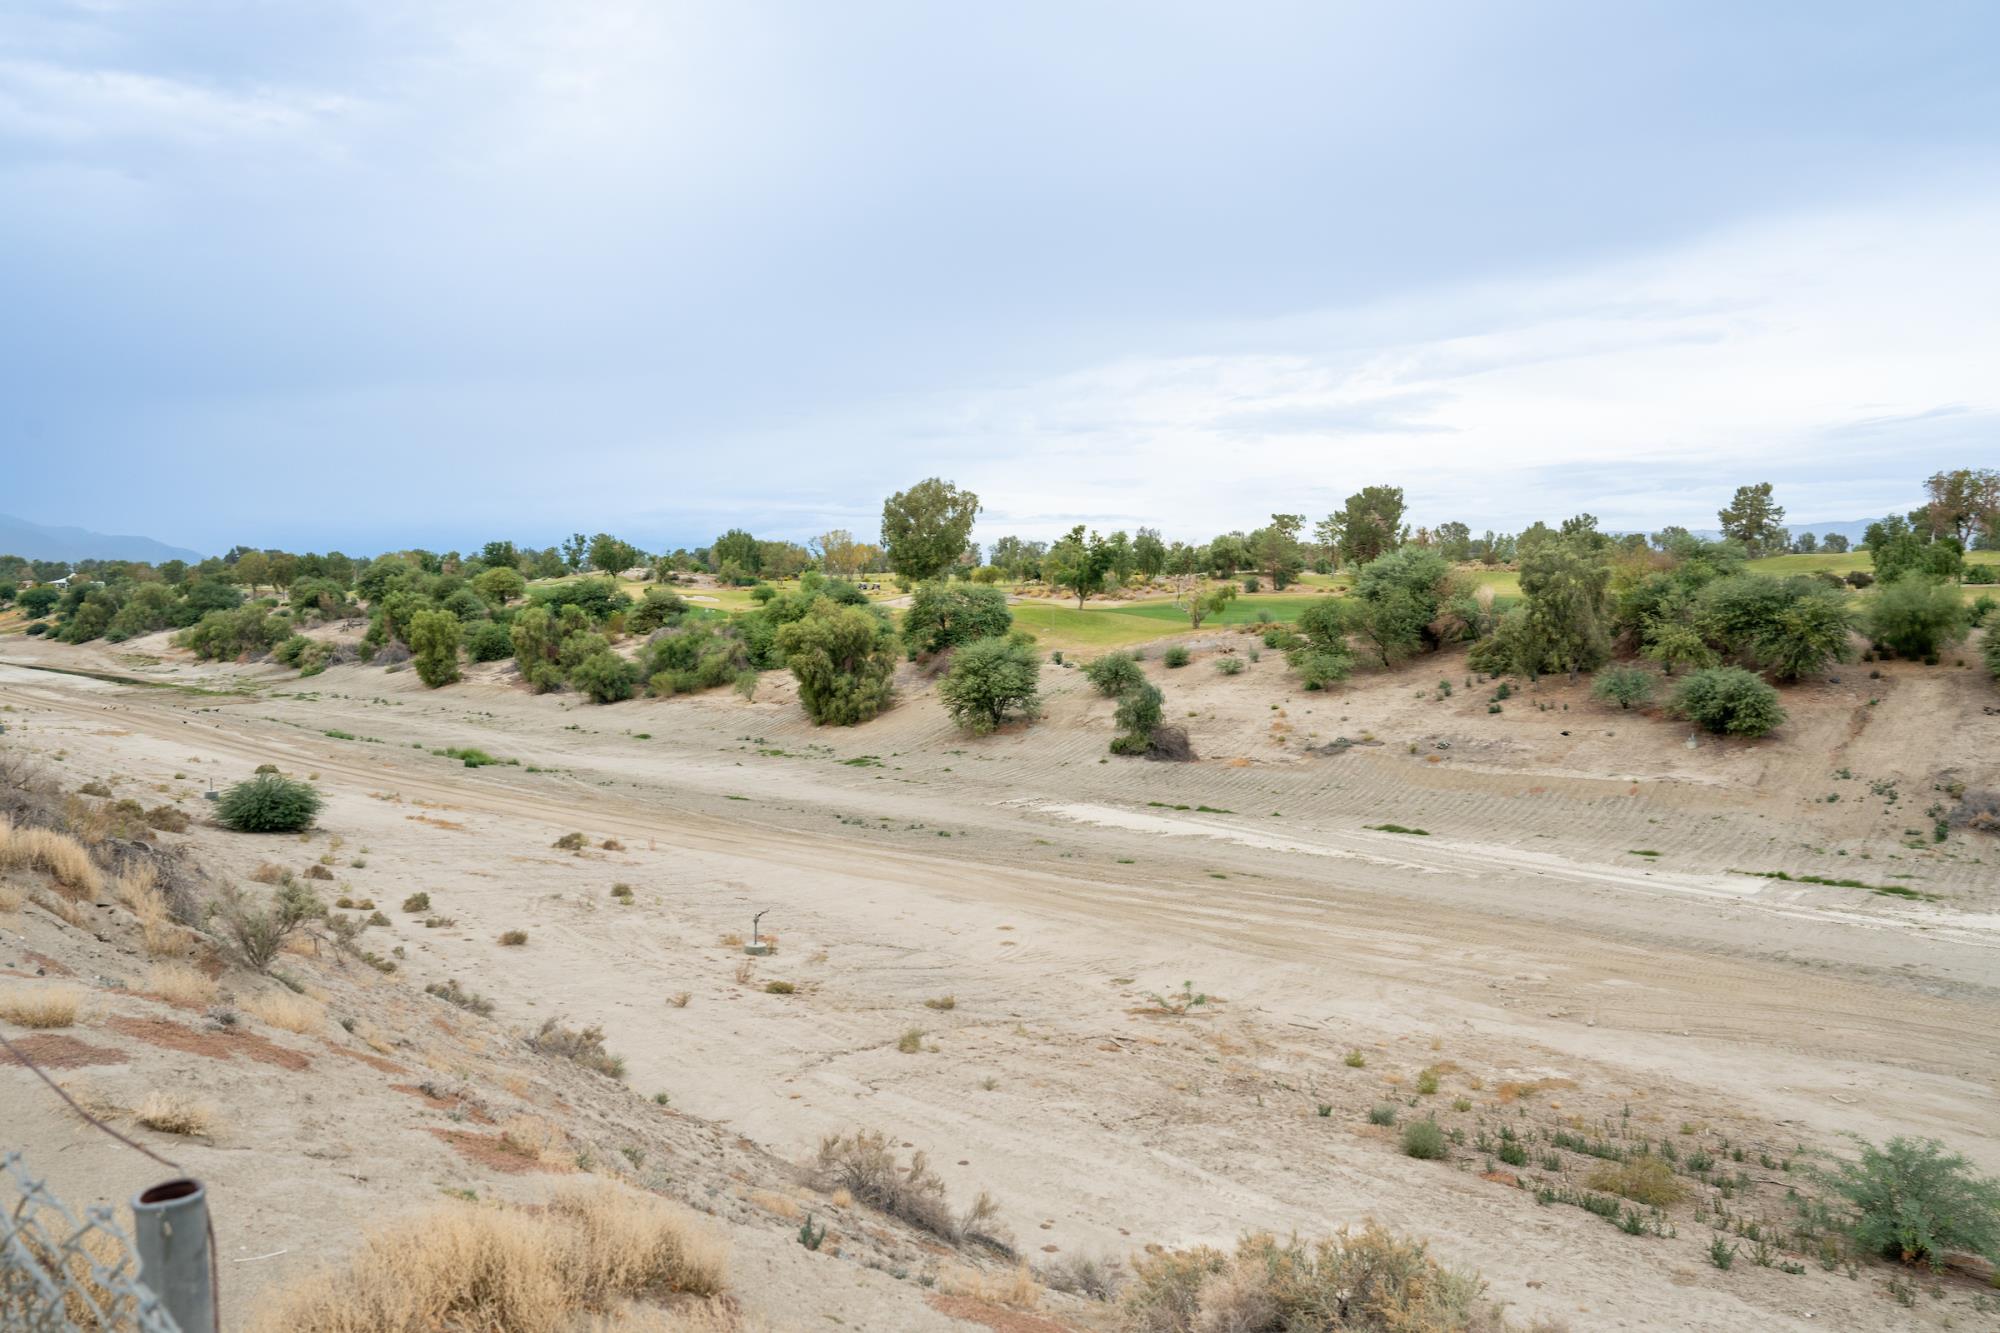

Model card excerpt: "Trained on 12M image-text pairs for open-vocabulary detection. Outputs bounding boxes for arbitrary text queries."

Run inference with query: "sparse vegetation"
[525,1018,627,1079]
[425,978,496,1016]
[0,984,83,1029]
[498,929,529,946]
[1822,1136,2000,1268]
[811,1129,1007,1250]
[134,1090,217,1137]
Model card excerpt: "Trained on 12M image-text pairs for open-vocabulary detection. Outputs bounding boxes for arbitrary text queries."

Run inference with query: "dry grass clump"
[923,994,956,1011]
[499,1114,573,1166]
[1124,1224,1513,1333]
[33,891,90,929]
[425,978,496,1016]
[1586,1155,1685,1208]
[0,983,84,1028]
[498,929,529,947]
[7,1215,142,1328]
[244,989,325,1034]
[940,1264,1041,1308]
[0,818,104,899]
[1038,1252,1125,1302]
[812,1130,1007,1252]
[145,962,219,1008]
[526,1018,628,1079]
[249,1183,727,1333]
[0,884,23,914]
[134,1089,217,1137]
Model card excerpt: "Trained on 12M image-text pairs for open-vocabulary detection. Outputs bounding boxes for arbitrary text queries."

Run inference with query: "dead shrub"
[499,929,529,947]
[250,862,288,884]
[0,984,84,1028]
[811,1130,1008,1252]
[214,880,324,972]
[1123,1225,1505,1333]
[304,863,333,880]
[134,1089,217,1137]
[248,1182,727,1332]
[526,1018,628,1079]
[499,1114,573,1166]
[145,962,219,1008]
[1038,1252,1125,1302]
[426,978,496,1016]
[143,804,191,833]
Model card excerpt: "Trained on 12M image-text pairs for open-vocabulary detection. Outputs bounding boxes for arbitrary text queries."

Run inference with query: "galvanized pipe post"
[132,1178,215,1333]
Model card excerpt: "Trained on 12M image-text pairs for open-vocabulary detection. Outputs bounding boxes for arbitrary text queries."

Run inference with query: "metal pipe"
[132,1177,215,1333]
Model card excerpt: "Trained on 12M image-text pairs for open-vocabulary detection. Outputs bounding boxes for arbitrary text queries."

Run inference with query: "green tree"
[1922,468,2000,548]
[1673,667,1785,737]
[880,477,980,582]
[1186,582,1236,630]
[1046,525,1114,608]
[1517,533,1613,677]
[1348,547,1453,667]
[1823,533,1850,554]
[1864,513,1963,583]
[1328,486,1408,567]
[1717,482,1787,557]
[586,534,643,575]
[1132,528,1166,577]
[570,649,639,703]
[1433,521,1473,561]
[1287,598,1355,688]
[937,636,1041,734]
[473,565,526,606]
[1866,578,1969,660]
[773,601,899,725]
[1756,586,1855,681]
[17,585,60,618]
[904,582,1011,655]
[509,606,567,692]
[1110,682,1164,755]
[1824,1137,2000,1268]
[407,608,462,688]
[1250,514,1306,590]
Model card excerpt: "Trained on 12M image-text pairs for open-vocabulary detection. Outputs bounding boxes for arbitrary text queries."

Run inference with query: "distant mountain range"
[0,513,205,565]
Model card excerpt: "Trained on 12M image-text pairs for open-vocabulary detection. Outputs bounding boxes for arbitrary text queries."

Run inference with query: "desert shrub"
[1038,1252,1125,1301]
[1822,1136,2000,1268]
[1367,1103,1397,1126]
[1122,1225,1501,1333]
[271,634,331,677]
[143,804,191,833]
[552,832,587,850]
[937,636,1041,734]
[402,892,431,912]
[773,601,899,726]
[1400,1119,1447,1159]
[1592,665,1654,710]
[1587,1155,1685,1207]
[1083,651,1145,697]
[1162,645,1190,668]
[214,880,324,972]
[1215,655,1245,676]
[1867,578,1970,660]
[244,989,324,1034]
[248,1182,726,1332]
[425,978,495,1016]
[216,774,323,832]
[407,608,462,688]
[642,618,756,696]
[1672,667,1785,737]
[0,822,104,899]
[570,650,639,704]
[905,581,1012,655]
[626,587,690,633]
[526,1018,627,1079]
[498,929,529,946]
[462,620,514,662]
[0,984,83,1028]
[1986,624,2000,681]
[1288,598,1356,688]
[811,1130,1006,1250]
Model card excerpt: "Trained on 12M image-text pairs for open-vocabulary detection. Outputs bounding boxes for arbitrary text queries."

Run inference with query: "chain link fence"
[0,1150,181,1333]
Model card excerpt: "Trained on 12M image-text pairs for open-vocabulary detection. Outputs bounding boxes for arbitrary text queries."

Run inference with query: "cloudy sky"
[4,1,1996,556]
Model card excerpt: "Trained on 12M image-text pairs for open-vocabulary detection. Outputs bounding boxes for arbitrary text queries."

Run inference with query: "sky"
[3,1,1997,558]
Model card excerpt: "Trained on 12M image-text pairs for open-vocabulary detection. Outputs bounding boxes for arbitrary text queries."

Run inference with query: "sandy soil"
[2,627,1997,1331]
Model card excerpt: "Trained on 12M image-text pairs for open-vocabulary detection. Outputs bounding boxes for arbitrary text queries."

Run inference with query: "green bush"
[463,620,514,662]
[1592,665,1654,710]
[1110,682,1164,756]
[216,774,324,833]
[407,608,462,688]
[1985,623,2000,681]
[773,601,899,726]
[1215,656,1245,676]
[937,636,1040,734]
[1867,578,1970,660]
[570,649,639,704]
[1162,645,1190,668]
[1672,667,1785,737]
[904,582,1011,655]
[1824,1137,2000,1268]
[1400,1119,1447,1160]
[177,606,290,661]
[1082,651,1144,697]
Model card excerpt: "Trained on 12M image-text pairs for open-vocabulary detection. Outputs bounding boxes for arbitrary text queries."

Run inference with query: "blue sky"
[3,1,1996,557]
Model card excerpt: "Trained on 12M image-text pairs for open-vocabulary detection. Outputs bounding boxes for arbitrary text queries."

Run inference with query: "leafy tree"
[217,773,323,832]
[529,576,630,622]
[1866,513,1964,584]
[1287,598,1355,688]
[478,540,521,570]
[1866,578,1969,660]
[1756,585,1855,681]
[1110,682,1165,755]
[1082,651,1144,697]
[811,529,872,578]
[1205,533,1246,578]
[1592,666,1655,710]
[1717,482,1787,557]
[710,529,762,575]
[1328,485,1408,567]
[1823,1137,2000,1268]
[509,606,568,692]
[17,585,59,618]
[464,620,514,662]
[473,566,527,606]
[1516,533,1613,677]
[233,550,271,593]
[1250,514,1306,590]
[773,601,899,725]
[1349,547,1454,666]
[1922,468,2000,548]
[570,649,639,703]
[1672,667,1785,737]
[1186,582,1236,630]
[1823,532,1850,553]
[177,607,289,661]
[560,533,589,570]
[1792,531,1818,554]
[1046,525,1114,608]
[407,608,462,688]
[1102,530,1135,585]
[937,636,1040,734]
[1433,521,1473,561]
[756,540,813,579]
[1132,528,1166,577]
[880,477,980,582]
[904,582,1011,655]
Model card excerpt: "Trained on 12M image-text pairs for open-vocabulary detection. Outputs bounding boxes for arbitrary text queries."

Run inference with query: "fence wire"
[0,1151,180,1333]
